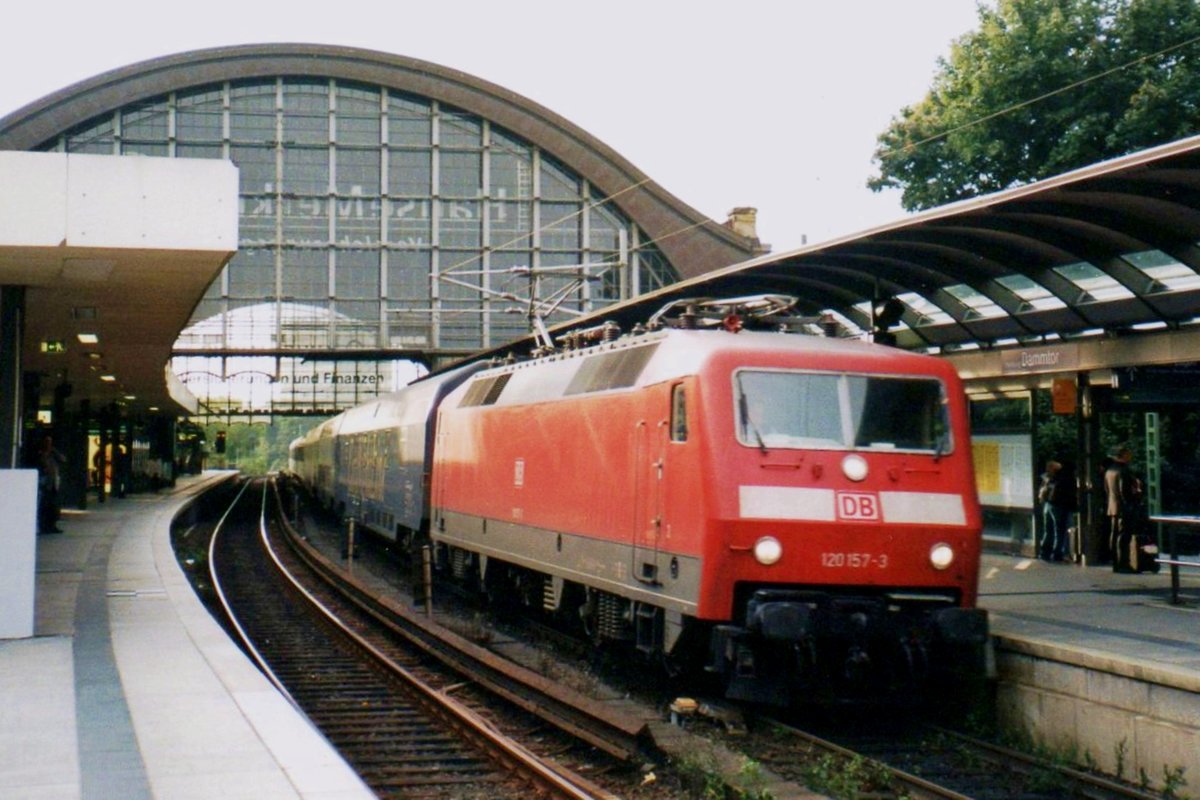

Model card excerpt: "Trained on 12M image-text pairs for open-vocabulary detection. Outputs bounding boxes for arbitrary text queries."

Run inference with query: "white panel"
[0,470,38,639]
[0,152,68,247]
[880,491,967,526]
[65,153,239,251]
[739,485,835,520]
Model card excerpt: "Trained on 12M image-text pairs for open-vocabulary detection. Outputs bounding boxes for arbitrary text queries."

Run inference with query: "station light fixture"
[77,333,99,344]
[99,374,116,382]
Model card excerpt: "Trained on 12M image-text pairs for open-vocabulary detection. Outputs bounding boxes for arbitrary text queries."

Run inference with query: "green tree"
[203,417,328,475]
[869,0,1200,211]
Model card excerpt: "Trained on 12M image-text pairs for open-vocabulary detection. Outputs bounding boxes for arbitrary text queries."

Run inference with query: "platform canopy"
[0,151,238,415]
[489,134,1200,366]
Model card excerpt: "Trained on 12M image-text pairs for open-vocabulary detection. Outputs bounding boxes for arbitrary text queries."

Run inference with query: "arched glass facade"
[38,77,679,413]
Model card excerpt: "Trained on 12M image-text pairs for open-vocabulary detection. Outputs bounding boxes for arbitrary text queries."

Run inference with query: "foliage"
[201,417,328,475]
[869,0,1200,210]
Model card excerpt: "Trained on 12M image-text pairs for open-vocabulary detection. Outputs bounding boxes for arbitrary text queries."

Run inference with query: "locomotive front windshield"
[735,369,950,453]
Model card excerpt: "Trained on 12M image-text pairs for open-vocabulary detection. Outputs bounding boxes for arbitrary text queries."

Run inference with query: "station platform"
[978,550,1200,786]
[0,471,373,800]
[2,472,1198,799]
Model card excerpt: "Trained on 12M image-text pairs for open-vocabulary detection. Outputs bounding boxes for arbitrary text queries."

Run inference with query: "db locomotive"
[290,298,989,705]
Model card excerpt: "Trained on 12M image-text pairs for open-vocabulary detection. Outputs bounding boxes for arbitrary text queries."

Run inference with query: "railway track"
[209,477,629,799]
[201,478,1174,800]
[745,715,1170,800]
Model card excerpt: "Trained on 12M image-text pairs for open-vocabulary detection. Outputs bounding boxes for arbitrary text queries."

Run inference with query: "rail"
[1147,514,1200,605]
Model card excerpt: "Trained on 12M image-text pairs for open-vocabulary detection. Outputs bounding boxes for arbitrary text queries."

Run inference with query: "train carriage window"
[671,384,688,442]
[735,369,950,453]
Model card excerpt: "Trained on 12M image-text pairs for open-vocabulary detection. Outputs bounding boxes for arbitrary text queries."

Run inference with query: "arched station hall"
[491,136,1200,563]
[0,44,763,507]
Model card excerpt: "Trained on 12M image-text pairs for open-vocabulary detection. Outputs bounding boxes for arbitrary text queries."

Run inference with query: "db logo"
[836,491,880,521]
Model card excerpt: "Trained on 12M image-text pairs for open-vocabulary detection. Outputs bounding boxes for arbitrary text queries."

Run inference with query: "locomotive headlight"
[842,453,869,482]
[754,536,783,565]
[929,543,955,570]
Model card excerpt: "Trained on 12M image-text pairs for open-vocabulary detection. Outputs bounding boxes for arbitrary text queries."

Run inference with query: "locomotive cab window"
[670,383,688,442]
[735,369,950,453]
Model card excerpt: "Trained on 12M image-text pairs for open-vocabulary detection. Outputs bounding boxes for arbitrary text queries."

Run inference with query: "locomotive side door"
[631,391,672,586]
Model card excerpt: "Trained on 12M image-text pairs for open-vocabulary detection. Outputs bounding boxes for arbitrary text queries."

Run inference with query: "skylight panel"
[995,274,1066,311]
[896,291,953,326]
[1053,262,1134,301]
[944,284,1007,319]
[1122,250,1200,293]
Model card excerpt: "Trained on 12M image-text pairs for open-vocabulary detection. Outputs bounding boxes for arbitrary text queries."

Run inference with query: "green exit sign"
[41,339,66,354]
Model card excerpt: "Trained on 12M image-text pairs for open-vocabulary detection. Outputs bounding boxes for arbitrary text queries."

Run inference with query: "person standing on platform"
[1104,447,1137,573]
[1038,459,1074,562]
[36,434,66,534]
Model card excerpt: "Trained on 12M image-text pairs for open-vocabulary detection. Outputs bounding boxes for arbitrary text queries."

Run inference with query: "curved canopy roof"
[512,134,1200,367]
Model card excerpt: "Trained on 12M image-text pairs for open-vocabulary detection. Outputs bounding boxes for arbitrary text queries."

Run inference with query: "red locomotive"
[291,297,989,705]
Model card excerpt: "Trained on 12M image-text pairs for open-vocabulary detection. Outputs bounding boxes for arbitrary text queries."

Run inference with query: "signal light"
[215,431,227,454]
[871,297,904,346]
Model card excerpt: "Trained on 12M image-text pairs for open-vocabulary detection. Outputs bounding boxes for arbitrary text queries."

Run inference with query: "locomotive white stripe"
[739,486,836,520]
[879,491,967,526]
[739,486,966,525]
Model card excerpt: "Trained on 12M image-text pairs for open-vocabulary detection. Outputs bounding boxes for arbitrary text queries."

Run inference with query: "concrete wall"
[995,636,1200,792]
[0,151,238,253]
[0,470,37,638]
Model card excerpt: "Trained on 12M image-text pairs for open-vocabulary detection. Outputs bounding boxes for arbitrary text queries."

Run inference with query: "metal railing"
[1148,514,1200,605]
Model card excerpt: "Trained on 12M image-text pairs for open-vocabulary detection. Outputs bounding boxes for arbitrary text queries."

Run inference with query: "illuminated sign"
[40,339,66,354]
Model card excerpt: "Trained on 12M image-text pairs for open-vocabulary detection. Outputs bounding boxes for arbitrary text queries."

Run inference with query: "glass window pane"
[282,80,329,145]
[66,118,115,154]
[589,204,623,252]
[490,133,533,198]
[388,93,432,146]
[847,376,947,451]
[439,200,481,248]
[388,199,432,245]
[177,144,224,159]
[439,151,481,197]
[122,142,168,157]
[122,100,168,141]
[995,273,1066,311]
[280,302,331,350]
[240,195,276,246]
[440,110,481,149]
[334,195,381,246]
[490,201,533,249]
[637,246,678,292]
[281,249,329,299]
[335,147,380,194]
[231,144,276,192]
[541,202,581,249]
[282,196,328,246]
[737,371,844,448]
[1123,249,1200,292]
[388,149,431,195]
[440,249,483,278]
[334,249,379,299]
[944,283,1008,318]
[541,158,580,200]
[387,249,430,299]
[335,84,380,146]
[229,82,276,143]
[282,146,329,194]
[228,250,275,298]
[177,86,224,142]
[1053,262,1135,301]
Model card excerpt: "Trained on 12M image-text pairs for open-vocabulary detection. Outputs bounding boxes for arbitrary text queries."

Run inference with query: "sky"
[0,1,985,254]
